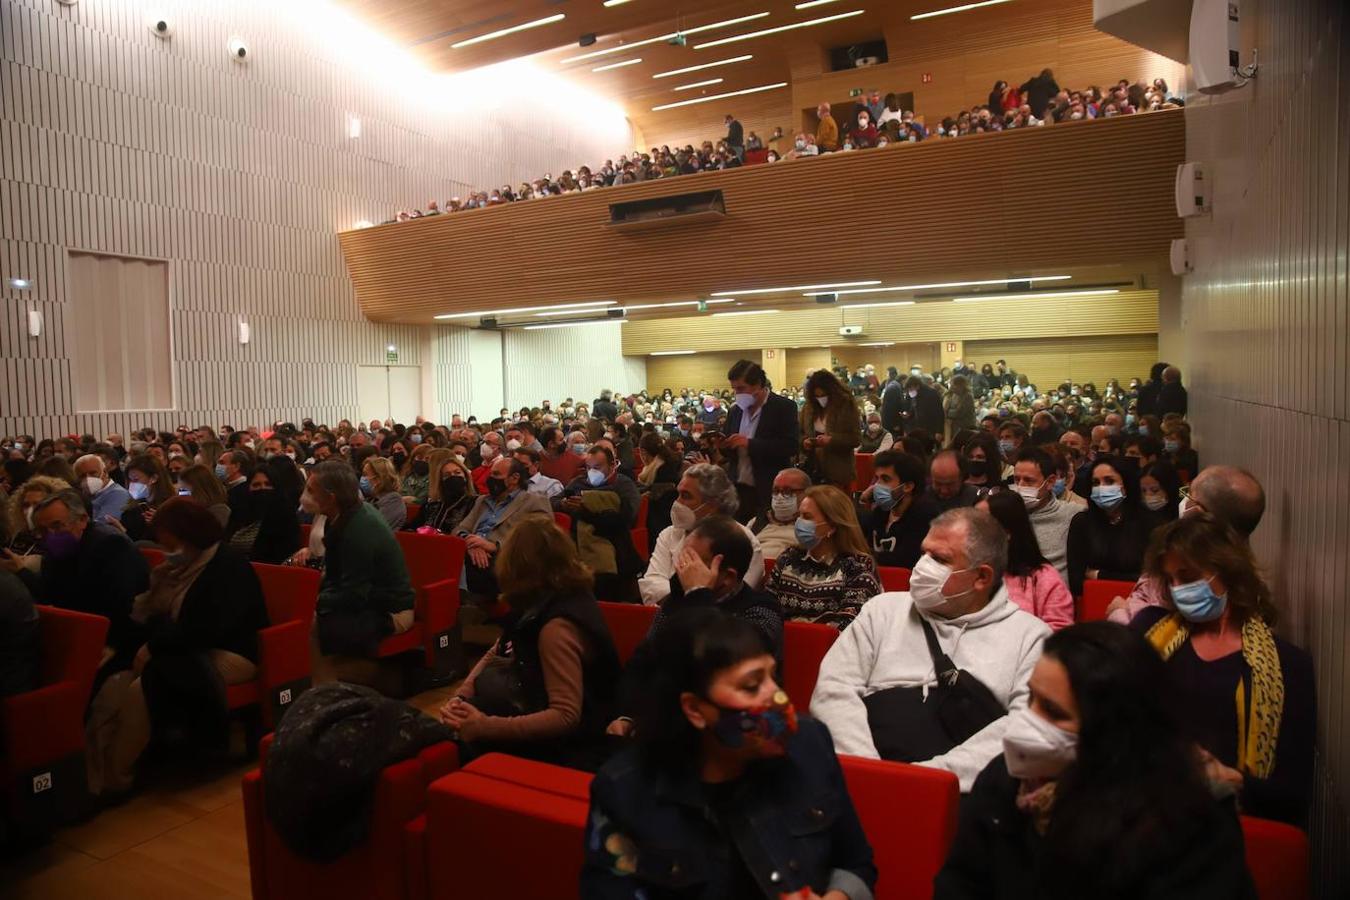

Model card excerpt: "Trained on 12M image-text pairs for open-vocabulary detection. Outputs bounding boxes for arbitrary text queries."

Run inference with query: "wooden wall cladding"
[340,109,1184,324]
[963,334,1159,389]
[620,289,1159,354]
[645,350,753,395]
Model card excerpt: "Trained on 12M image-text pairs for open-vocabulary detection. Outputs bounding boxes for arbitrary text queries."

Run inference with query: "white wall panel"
[1183,0,1348,893]
[432,325,503,423]
[501,323,647,413]
[0,0,632,435]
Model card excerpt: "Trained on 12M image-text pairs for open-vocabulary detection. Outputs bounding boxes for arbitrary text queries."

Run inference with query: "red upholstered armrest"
[241,769,268,900]
[417,742,460,784]
[257,622,310,696]
[0,681,85,773]
[415,579,459,635]
[404,815,429,900]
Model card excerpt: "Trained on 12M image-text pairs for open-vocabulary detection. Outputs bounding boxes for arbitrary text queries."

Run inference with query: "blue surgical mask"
[1051,479,1067,498]
[1138,424,1149,436]
[214,464,228,481]
[794,517,821,549]
[1170,577,1227,623]
[128,481,152,501]
[586,467,607,487]
[1091,484,1126,510]
[998,439,1015,457]
[570,444,587,456]
[358,476,373,496]
[1164,439,1180,454]
[871,483,898,511]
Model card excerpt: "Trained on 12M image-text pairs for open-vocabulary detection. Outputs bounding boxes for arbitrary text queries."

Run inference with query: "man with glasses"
[747,467,810,560]
[1010,447,1083,587]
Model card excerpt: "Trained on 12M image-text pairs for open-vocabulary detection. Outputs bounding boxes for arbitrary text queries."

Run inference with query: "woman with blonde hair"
[765,484,881,629]
[4,476,71,571]
[439,513,620,769]
[800,369,861,490]
[404,452,476,534]
[361,456,405,530]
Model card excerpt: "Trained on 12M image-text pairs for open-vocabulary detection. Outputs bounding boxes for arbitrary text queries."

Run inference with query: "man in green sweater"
[305,461,415,690]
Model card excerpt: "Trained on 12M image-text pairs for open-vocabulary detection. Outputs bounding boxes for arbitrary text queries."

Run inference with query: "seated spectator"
[178,463,232,528]
[403,454,475,534]
[1010,447,1083,586]
[979,491,1074,631]
[538,426,584,485]
[305,462,415,690]
[1138,458,1182,529]
[4,475,71,571]
[75,453,131,525]
[639,463,763,606]
[118,454,175,542]
[86,498,269,796]
[862,450,939,569]
[767,485,881,630]
[811,508,1050,789]
[227,459,301,565]
[399,445,432,504]
[997,421,1026,475]
[457,457,552,602]
[218,448,254,531]
[561,446,643,603]
[634,431,680,491]
[0,569,39,697]
[857,411,893,453]
[963,433,1004,490]
[930,450,978,512]
[360,456,405,530]
[847,108,878,148]
[470,432,504,494]
[583,608,876,899]
[1134,514,1314,825]
[1163,420,1199,477]
[513,447,563,504]
[440,513,620,770]
[748,467,809,559]
[1067,455,1150,594]
[264,682,453,862]
[935,622,1257,898]
[3,488,149,673]
[1046,443,1088,509]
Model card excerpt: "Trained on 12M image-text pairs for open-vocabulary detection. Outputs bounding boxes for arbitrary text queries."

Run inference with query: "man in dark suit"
[901,376,945,436]
[723,359,800,525]
[724,114,744,161]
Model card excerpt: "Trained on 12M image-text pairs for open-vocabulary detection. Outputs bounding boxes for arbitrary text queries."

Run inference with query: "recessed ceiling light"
[674,78,724,90]
[712,280,880,296]
[804,275,1072,297]
[650,350,697,356]
[6,277,32,290]
[602,0,635,6]
[796,0,842,7]
[711,308,779,317]
[434,300,615,320]
[911,0,1013,21]
[593,58,642,72]
[523,318,628,330]
[693,10,865,50]
[951,289,1119,302]
[452,13,566,49]
[561,13,769,63]
[652,55,754,79]
[652,81,787,111]
[840,300,915,310]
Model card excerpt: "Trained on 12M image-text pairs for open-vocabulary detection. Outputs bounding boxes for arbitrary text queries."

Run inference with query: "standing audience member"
[800,370,862,490]
[723,359,801,524]
[1067,456,1150,595]
[811,509,1050,790]
[441,514,620,770]
[862,451,939,569]
[1157,365,1189,417]
[86,499,269,796]
[905,376,946,437]
[749,467,810,559]
[943,375,978,442]
[583,608,876,899]
[979,491,1074,630]
[815,102,840,151]
[1134,514,1314,825]
[935,622,1257,899]
[766,485,881,630]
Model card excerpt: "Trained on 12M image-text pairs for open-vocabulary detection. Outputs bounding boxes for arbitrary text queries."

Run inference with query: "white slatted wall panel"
[1183,0,1348,893]
[0,0,632,435]
[432,325,503,423]
[501,323,647,413]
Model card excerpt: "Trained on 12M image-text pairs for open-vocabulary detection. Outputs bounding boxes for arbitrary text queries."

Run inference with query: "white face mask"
[670,499,701,532]
[1001,707,1078,779]
[770,492,799,523]
[1014,483,1043,508]
[505,439,522,452]
[908,553,974,611]
[815,396,828,408]
[83,476,105,495]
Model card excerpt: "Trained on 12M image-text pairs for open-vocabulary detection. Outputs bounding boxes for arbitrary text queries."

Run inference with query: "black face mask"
[486,476,508,497]
[441,475,467,499]
[412,460,430,477]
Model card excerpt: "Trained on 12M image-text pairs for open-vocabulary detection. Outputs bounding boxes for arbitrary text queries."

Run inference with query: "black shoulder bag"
[862,611,1007,762]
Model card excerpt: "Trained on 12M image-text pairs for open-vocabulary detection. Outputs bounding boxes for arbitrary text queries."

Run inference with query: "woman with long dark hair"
[963,432,1005,491]
[582,608,876,898]
[1065,455,1150,595]
[979,491,1074,631]
[935,621,1256,899]
[800,369,861,490]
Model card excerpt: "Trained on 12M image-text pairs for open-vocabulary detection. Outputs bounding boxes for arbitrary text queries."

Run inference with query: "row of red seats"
[244,743,1308,900]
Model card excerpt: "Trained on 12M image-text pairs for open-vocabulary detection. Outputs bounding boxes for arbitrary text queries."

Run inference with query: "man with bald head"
[1106,464,1266,624]
[1157,365,1189,417]
[929,451,977,512]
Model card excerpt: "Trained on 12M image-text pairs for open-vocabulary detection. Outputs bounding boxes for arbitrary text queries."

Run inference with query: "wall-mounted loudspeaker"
[1170,238,1192,276]
[1174,162,1210,217]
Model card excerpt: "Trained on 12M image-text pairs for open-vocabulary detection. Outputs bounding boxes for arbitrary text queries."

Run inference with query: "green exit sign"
[386,346,398,363]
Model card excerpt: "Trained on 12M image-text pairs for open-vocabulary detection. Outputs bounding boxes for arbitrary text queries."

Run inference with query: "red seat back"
[1241,816,1309,900]
[462,753,592,801]
[36,605,109,698]
[853,453,875,493]
[597,601,656,664]
[636,493,650,528]
[630,527,650,562]
[405,501,422,523]
[1078,578,1135,622]
[840,756,960,900]
[251,562,321,624]
[299,523,312,547]
[781,621,838,710]
[878,566,910,592]
[139,547,165,568]
[393,531,466,589]
[553,512,572,533]
[744,148,770,165]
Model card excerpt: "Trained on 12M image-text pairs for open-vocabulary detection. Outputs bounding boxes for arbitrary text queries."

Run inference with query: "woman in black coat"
[1066,455,1151,594]
[228,460,300,565]
[935,622,1255,900]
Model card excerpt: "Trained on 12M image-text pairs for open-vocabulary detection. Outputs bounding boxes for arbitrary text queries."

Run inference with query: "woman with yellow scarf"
[1132,514,1315,825]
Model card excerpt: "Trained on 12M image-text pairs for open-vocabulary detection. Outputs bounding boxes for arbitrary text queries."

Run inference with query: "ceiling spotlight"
[147,15,173,38]
[7,277,32,290]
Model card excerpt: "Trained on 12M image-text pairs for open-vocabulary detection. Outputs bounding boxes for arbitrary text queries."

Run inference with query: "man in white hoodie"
[810,507,1050,791]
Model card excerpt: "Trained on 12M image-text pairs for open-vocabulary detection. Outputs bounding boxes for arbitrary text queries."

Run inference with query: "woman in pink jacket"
[978,491,1075,630]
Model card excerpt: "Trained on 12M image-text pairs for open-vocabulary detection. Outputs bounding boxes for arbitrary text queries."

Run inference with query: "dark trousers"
[734,483,762,526]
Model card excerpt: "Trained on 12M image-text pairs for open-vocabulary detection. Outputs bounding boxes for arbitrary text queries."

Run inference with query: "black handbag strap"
[916,611,960,687]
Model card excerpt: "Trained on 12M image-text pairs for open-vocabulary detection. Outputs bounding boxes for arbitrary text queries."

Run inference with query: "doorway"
[356,365,421,424]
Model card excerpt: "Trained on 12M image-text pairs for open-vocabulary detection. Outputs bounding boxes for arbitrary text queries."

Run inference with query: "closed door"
[356,365,421,423]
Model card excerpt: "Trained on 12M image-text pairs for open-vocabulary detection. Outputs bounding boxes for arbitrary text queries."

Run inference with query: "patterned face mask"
[708,690,798,753]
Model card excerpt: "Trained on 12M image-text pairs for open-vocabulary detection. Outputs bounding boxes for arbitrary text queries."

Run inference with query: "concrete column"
[1153,269,1185,370]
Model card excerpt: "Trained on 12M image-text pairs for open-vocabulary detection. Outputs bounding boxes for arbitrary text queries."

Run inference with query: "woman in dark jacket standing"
[800,369,861,490]
[935,622,1255,900]
[582,608,875,900]
[440,513,620,771]
[87,498,269,796]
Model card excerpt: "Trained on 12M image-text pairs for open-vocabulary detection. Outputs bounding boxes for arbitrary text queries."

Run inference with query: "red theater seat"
[630,527,650,562]
[853,453,875,493]
[597,600,656,665]
[744,148,770,165]
[404,501,421,523]
[781,621,839,710]
[139,546,165,568]
[878,566,911,592]
[379,532,466,674]
[554,511,572,533]
[242,737,458,900]
[1241,816,1309,900]
[248,563,321,726]
[0,606,108,834]
[764,556,776,577]
[462,753,592,800]
[421,771,588,900]
[839,756,959,900]
[1077,578,1135,622]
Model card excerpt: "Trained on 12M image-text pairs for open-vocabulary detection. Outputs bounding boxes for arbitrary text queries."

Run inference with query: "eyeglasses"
[974,486,1004,499]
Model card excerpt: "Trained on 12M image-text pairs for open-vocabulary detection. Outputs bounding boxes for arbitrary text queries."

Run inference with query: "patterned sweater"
[766,546,882,630]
